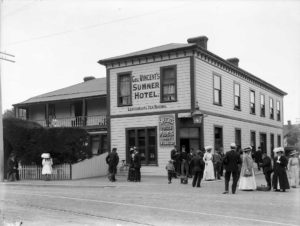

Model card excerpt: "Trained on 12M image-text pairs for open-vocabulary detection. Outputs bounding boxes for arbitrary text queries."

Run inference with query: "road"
[0,174,299,226]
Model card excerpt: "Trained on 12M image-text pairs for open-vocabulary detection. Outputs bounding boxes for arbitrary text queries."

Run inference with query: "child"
[166,160,175,184]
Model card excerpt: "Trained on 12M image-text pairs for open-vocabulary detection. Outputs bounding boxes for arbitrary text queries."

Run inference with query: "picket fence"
[19,163,71,180]
[18,153,109,180]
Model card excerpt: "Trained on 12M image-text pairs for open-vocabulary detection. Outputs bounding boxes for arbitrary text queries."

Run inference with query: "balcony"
[31,115,107,128]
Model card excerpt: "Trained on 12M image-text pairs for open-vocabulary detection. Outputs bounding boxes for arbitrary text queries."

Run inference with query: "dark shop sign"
[132,73,160,100]
[159,114,175,146]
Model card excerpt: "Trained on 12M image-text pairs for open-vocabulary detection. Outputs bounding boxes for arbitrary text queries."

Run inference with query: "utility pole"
[0,0,15,182]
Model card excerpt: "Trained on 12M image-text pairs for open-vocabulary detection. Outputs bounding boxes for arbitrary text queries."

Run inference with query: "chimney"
[287,120,291,126]
[83,76,95,82]
[227,58,239,67]
[187,36,208,50]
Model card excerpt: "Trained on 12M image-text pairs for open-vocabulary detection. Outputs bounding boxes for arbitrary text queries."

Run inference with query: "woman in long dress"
[288,150,299,188]
[203,146,215,181]
[42,153,53,181]
[238,147,256,190]
[272,147,290,192]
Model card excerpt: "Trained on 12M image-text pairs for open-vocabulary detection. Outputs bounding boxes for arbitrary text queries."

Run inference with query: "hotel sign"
[159,115,176,146]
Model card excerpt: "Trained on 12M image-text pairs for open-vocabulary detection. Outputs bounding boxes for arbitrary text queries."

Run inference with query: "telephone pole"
[0,0,15,182]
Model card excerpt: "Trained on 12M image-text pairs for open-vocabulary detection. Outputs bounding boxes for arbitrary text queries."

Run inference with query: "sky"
[1,0,300,123]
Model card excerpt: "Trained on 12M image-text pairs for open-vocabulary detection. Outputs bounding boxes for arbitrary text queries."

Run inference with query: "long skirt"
[238,169,257,190]
[289,166,299,187]
[272,168,290,190]
[203,160,215,180]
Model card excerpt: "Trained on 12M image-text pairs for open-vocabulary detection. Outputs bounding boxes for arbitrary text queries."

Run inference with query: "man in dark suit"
[106,148,119,182]
[222,143,242,194]
[189,151,205,187]
[260,152,273,190]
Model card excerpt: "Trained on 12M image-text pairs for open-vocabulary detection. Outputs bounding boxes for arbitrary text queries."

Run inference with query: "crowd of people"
[105,143,299,194]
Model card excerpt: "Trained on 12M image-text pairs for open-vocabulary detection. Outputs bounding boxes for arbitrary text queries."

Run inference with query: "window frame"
[276,100,281,121]
[250,130,256,151]
[277,134,281,147]
[249,89,256,115]
[260,93,265,117]
[233,82,241,111]
[214,125,223,151]
[235,128,242,150]
[269,97,274,119]
[160,65,177,103]
[117,71,132,107]
[126,127,158,166]
[213,73,222,106]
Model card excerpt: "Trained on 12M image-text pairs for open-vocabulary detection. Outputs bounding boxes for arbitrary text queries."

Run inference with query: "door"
[260,133,267,154]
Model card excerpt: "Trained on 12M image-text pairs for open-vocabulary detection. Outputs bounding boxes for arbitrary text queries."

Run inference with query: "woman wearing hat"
[272,147,290,192]
[288,150,299,188]
[238,147,256,190]
[203,146,215,181]
[41,153,53,181]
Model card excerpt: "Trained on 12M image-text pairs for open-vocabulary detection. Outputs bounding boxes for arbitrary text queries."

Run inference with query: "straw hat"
[230,143,236,148]
[41,153,50,158]
[205,146,213,151]
[273,147,284,153]
[290,150,298,156]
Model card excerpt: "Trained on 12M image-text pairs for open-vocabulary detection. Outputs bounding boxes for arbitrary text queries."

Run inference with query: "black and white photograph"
[0,0,299,225]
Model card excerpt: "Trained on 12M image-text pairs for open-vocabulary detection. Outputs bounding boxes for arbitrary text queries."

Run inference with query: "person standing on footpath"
[253,146,263,171]
[41,153,53,181]
[165,160,175,184]
[260,152,273,190]
[287,150,299,188]
[170,145,178,178]
[189,151,205,188]
[106,148,119,182]
[203,146,215,181]
[133,148,141,182]
[213,149,222,180]
[180,145,189,179]
[272,147,290,192]
[7,153,17,181]
[222,143,242,194]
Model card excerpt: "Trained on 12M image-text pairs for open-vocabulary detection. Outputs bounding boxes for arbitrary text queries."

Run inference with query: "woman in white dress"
[239,147,256,190]
[203,146,215,180]
[42,153,53,181]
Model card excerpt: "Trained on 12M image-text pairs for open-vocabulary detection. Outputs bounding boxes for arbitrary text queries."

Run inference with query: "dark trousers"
[176,160,181,175]
[181,160,189,177]
[214,162,222,179]
[192,171,203,187]
[135,167,141,182]
[167,170,173,182]
[108,165,117,181]
[225,170,239,194]
[264,171,272,189]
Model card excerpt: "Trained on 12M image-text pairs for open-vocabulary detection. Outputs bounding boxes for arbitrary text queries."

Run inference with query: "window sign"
[159,115,176,146]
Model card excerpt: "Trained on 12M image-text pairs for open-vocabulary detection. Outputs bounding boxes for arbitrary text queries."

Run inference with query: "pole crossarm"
[0,56,15,63]
[0,51,15,57]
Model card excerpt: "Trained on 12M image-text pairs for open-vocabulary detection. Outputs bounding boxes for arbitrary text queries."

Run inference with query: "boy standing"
[166,160,175,184]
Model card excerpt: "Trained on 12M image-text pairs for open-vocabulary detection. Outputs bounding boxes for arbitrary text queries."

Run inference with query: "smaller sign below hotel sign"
[159,114,176,146]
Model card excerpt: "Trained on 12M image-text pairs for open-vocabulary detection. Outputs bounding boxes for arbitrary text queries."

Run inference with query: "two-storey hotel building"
[99,36,287,176]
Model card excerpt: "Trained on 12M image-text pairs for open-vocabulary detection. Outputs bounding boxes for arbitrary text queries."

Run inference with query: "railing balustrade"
[25,115,107,128]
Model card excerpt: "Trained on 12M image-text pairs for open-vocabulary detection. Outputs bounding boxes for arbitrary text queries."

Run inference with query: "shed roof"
[15,77,106,106]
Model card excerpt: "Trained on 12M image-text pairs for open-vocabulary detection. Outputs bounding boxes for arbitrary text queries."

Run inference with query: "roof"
[15,77,106,106]
[98,41,287,96]
[98,43,196,63]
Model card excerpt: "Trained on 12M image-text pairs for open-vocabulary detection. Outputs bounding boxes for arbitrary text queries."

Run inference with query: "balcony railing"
[31,115,107,128]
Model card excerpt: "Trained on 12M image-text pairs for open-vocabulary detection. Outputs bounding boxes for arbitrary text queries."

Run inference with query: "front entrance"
[179,118,201,153]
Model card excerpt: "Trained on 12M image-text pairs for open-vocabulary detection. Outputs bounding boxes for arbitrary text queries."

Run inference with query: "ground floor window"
[277,134,281,147]
[214,126,223,151]
[270,133,274,158]
[90,134,108,155]
[126,127,157,165]
[235,128,241,151]
[250,131,256,151]
[260,133,267,154]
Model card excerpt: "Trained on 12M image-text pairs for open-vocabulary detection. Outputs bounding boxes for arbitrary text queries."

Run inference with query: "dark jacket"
[253,150,262,163]
[261,155,272,174]
[181,151,188,161]
[189,155,205,173]
[223,150,242,172]
[272,156,290,190]
[133,152,141,168]
[106,152,119,167]
[170,149,176,160]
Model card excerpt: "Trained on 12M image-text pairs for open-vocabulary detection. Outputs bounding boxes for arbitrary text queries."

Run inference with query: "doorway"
[260,133,267,154]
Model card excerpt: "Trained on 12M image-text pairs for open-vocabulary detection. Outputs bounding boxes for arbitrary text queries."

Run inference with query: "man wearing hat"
[106,148,119,182]
[272,147,289,192]
[288,150,299,188]
[222,143,242,194]
[260,152,273,190]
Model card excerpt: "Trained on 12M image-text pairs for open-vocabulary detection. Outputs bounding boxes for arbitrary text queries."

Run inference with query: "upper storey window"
[270,98,274,119]
[260,94,265,117]
[276,101,281,121]
[213,74,222,105]
[234,83,241,110]
[118,72,132,106]
[160,65,177,102]
[250,90,255,114]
